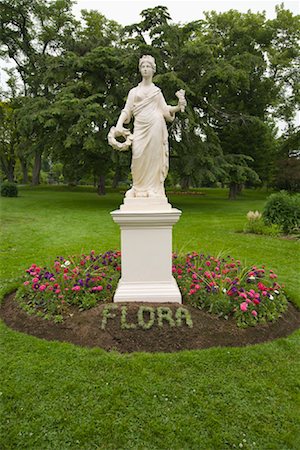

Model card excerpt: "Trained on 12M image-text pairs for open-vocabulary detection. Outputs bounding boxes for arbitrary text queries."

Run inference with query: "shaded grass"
[1,186,300,449]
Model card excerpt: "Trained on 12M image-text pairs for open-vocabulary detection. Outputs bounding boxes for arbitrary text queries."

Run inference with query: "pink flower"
[32,277,39,283]
[91,286,103,292]
[72,286,81,292]
[192,273,198,280]
[195,284,200,290]
[205,261,211,267]
[240,302,248,312]
[55,289,61,294]
[49,277,55,282]
[239,292,247,299]
[39,285,47,291]
[251,310,258,317]
[24,281,30,286]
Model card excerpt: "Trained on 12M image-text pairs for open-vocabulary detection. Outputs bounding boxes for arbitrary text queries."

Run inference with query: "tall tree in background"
[43,11,129,193]
[0,0,77,184]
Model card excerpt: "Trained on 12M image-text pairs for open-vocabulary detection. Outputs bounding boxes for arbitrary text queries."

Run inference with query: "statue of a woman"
[109,55,186,199]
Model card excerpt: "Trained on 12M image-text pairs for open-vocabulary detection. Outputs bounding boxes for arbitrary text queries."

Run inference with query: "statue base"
[111,199,182,303]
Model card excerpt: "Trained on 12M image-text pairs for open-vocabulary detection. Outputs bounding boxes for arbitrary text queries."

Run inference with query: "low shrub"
[262,191,300,234]
[1,181,18,197]
[244,210,280,236]
[17,250,288,328]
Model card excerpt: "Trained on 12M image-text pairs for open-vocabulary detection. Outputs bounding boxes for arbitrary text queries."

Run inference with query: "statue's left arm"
[158,90,187,122]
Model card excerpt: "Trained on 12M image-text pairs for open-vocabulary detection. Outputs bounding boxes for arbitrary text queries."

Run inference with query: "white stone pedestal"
[111,198,182,303]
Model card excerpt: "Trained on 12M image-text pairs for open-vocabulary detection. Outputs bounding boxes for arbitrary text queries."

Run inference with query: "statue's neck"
[140,78,153,87]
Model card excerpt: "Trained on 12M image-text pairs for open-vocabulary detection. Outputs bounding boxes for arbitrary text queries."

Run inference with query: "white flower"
[247,210,262,221]
[269,294,274,300]
[248,275,256,281]
[61,260,71,268]
[274,290,280,295]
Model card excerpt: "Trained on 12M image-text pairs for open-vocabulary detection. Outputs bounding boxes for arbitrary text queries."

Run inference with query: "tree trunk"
[20,158,29,184]
[180,176,190,191]
[228,182,238,200]
[237,183,244,194]
[32,151,42,185]
[1,145,15,182]
[97,174,106,195]
[112,166,121,189]
[6,161,15,182]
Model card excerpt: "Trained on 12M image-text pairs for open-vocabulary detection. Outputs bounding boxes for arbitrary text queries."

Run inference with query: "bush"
[243,212,280,237]
[0,181,18,197]
[263,191,300,234]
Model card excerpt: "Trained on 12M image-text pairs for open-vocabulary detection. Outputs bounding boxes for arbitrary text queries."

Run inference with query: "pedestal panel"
[111,206,182,303]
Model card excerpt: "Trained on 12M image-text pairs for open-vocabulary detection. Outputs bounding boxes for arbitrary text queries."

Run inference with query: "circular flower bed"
[16,250,288,327]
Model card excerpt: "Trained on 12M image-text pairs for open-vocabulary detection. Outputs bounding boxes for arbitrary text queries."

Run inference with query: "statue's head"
[139,55,156,74]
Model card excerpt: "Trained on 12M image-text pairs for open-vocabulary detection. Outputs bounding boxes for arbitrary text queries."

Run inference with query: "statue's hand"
[115,125,130,137]
[178,98,187,111]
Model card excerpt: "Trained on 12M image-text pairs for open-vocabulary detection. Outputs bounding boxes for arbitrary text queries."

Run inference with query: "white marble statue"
[108,55,186,198]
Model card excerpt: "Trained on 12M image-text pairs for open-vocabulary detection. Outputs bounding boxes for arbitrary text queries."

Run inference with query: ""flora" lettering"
[100,305,193,330]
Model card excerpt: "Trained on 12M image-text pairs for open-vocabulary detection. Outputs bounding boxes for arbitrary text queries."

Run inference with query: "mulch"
[1,293,300,353]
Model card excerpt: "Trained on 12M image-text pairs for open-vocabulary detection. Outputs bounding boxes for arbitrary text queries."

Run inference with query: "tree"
[0,0,78,183]
[177,8,299,197]
[43,17,131,193]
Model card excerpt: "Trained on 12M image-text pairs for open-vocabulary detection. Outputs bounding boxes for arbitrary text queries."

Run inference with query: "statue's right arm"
[115,89,135,133]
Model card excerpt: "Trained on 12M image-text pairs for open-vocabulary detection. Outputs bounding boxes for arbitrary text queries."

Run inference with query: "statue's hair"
[139,55,156,73]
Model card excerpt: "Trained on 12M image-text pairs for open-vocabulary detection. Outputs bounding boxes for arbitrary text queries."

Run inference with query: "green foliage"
[120,306,137,330]
[263,191,300,234]
[243,211,281,236]
[275,156,300,192]
[137,306,156,329]
[0,181,18,197]
[1,3,300,195]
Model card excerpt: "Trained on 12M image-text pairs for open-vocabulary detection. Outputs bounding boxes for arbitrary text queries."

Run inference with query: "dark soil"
[1,293,300,353]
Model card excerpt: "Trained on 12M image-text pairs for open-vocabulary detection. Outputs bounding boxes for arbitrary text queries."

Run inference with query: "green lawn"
[1,186,300,449]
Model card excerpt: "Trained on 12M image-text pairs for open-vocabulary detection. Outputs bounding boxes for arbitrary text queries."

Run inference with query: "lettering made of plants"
[100,305,193,330]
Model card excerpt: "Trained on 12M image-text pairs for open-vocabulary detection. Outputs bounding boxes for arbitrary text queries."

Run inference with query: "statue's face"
[139,61,154,77]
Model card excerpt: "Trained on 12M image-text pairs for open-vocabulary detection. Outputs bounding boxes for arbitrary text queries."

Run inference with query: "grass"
[1,186,300,449]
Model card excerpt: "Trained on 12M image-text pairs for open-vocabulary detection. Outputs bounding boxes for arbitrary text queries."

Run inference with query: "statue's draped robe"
[122,84,175,198]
